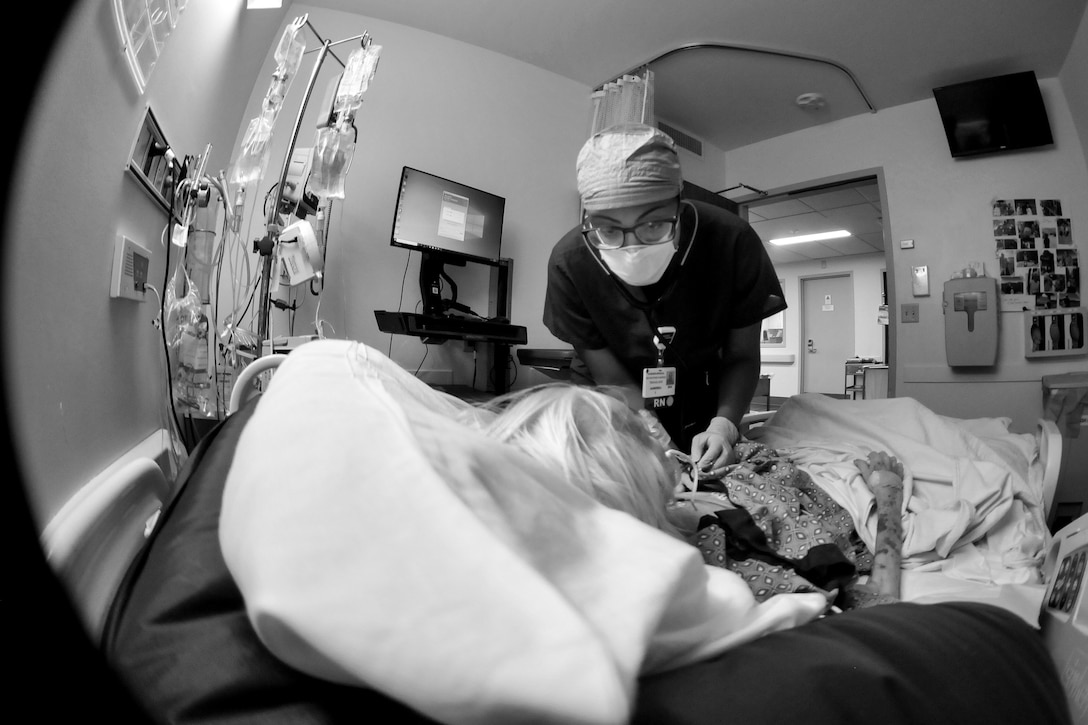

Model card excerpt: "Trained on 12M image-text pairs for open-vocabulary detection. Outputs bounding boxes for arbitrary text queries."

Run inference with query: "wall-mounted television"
[932,71,1054,158]
[390,166,505,265]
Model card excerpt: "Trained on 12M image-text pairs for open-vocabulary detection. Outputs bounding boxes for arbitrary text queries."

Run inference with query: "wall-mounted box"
[111,235,152,302]
[943,277,998,366]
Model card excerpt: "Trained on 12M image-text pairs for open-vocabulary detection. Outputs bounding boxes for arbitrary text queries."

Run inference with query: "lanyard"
[653,325,676,367]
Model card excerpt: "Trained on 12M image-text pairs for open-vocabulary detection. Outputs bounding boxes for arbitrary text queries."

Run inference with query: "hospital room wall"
[3,2,289,529]
[724,76,1088,433]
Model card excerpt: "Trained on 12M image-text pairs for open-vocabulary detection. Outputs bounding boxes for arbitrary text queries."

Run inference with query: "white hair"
[473,384,682,538]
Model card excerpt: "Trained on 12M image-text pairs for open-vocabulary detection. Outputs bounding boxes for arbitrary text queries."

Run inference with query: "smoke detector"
[796,92,827,110]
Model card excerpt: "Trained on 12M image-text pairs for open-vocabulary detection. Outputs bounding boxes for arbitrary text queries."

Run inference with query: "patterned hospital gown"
[684,440,880,608]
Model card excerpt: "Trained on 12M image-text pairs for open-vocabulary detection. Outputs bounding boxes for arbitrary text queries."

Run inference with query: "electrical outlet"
[901,303,920,323]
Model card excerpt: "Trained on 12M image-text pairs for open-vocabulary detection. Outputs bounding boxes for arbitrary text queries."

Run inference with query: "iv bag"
[275,19,306,80]
[336,43,382,112]
[308,43,379,200]
[266,18,307,111]
[165,264,214,417]
[230,112,274,186]
[230,19,307,187]
[308,126,356,200]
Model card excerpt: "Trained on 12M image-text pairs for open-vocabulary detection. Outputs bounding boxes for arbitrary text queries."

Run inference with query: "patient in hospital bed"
[220,340,837,724]
[469,382,906,610]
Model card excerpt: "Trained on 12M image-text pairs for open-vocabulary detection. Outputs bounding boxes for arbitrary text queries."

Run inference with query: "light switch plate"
[911,265,930,296]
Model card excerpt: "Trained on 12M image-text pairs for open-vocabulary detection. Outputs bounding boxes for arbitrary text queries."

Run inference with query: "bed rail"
[740,410,776,435]
[41,429,172,641]
[229,354,289,414]
[1038,418,1062,521]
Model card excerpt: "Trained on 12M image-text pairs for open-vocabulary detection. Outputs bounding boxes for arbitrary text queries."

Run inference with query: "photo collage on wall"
[993,197,1080,312]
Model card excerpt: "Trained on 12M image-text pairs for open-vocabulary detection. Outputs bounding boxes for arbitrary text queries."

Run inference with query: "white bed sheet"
[747,393,1050,626]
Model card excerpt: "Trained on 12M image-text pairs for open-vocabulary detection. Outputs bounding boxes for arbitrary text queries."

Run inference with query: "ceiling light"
[769,230,851,246]
[247,0,282,8]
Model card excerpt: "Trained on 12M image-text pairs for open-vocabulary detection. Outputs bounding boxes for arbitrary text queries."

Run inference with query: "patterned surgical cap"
[576,123,682,212]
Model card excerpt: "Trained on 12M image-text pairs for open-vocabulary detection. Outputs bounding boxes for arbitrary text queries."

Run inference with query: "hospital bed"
[43,339,1080,724]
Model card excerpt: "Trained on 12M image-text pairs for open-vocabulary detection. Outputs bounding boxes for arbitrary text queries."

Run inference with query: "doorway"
[801,273,855,395]
[738,170,895,398]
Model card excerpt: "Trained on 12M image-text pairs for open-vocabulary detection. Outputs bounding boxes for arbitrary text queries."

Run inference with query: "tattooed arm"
[854,451,906,600]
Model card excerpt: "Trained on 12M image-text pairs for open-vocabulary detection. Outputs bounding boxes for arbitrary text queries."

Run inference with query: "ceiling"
[745,180,884,266]
[301,0,1086,262]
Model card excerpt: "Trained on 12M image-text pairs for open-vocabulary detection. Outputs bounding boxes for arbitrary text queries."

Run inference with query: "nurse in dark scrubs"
[544,123,785,475]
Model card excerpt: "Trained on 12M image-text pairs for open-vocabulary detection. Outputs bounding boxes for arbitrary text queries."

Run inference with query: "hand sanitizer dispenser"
[943,276,998,366]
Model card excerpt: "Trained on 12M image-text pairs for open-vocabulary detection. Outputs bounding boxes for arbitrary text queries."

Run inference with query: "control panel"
[1048,545,1087,614]
[110,235,151,302]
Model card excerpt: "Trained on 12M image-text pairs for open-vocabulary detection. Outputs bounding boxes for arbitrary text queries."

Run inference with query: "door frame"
[736,167,897,397]
[799,271,855,395]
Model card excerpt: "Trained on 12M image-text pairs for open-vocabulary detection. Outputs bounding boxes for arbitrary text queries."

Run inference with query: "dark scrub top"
[543,199,785,449]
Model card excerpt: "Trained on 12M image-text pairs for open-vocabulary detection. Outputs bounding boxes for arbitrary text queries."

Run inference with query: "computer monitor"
[390,167,506,315]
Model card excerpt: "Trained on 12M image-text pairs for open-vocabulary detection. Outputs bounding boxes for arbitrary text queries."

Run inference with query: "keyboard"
[374,311,528,345]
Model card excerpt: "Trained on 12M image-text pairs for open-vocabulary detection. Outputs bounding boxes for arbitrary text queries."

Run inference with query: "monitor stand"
[381,255,517,394]
[419,251,466,317]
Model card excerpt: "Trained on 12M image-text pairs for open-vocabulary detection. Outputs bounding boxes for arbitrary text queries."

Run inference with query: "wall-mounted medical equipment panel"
[943,276,999,366]
[126,105,178,217]
[110,234,152,302]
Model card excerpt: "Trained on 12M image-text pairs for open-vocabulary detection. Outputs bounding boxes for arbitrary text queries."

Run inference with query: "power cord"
[390,252,411,357]
[414,344,430,376]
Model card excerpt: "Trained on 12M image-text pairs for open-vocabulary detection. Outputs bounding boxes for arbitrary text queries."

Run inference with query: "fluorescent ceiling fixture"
[247,0,282,8]
[769,229,851,246]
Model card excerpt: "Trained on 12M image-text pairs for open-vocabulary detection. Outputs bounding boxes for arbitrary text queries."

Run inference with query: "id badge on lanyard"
[642,325,677,410]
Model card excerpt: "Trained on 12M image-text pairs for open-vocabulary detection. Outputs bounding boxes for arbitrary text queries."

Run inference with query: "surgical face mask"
[599,241,677,286]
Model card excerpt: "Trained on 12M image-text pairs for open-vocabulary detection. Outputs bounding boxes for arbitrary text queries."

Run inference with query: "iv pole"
[256,21,372,342]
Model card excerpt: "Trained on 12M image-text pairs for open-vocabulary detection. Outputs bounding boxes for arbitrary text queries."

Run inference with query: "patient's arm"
[853,451,905,600]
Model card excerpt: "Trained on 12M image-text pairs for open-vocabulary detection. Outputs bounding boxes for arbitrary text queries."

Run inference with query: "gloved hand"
[690,416,739,478]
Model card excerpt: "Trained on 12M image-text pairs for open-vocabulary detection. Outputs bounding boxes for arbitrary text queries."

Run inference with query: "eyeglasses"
[581,215,679,250]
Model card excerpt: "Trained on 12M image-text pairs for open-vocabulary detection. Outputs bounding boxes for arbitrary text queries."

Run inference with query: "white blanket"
[219,340,826,725]
[747,393,1049,624]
